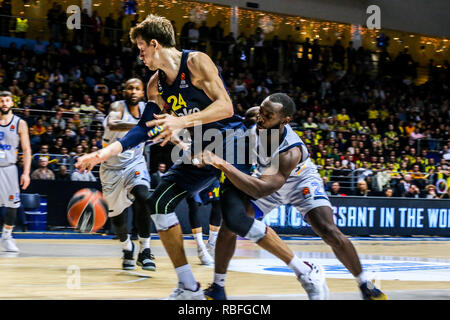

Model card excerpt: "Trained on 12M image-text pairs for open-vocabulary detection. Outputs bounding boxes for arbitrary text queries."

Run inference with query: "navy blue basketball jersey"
[157,49,243,133]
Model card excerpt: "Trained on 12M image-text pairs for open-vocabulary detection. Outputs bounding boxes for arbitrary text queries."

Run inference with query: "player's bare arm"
[18,119,31,190]
[202,147,302,199]
[146,52,233,145]
[106,101,136,131]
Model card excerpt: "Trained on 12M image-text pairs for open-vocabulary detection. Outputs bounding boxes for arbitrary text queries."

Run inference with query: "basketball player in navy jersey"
[76,14,327,300]
[200,94,387,300]
[0,91,31,252]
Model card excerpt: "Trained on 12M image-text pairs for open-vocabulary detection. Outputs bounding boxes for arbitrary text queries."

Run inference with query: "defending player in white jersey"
[100,79,155,271]
[0,91,31,252]
[201,93,387,300]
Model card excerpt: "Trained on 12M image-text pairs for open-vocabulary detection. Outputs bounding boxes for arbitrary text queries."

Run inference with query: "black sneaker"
[122,242,136,270]
[137,248,156,271]
[359,281,388,300]
[204,283,227,300]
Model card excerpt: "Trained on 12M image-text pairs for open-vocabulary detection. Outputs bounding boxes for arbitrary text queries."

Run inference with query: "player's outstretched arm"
[75,141,123,172]
[201,148,302,199]
[146,52,233,145]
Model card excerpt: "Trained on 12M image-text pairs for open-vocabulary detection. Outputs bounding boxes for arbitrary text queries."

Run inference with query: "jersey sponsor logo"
[175,107,200,117]
[0,143,12,150]
[10,125,15,131]
[0,132,4,140]
[134,171,140,176]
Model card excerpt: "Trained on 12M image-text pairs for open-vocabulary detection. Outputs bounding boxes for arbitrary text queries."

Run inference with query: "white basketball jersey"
[0,115,21,167]
[253,124,319,182]
[101,101,146,169]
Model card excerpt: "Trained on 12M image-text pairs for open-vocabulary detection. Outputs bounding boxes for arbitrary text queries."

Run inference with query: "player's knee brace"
[244,219,267,242]
[110,209,129,242]
[151,213,179,231]
[4,208,17,226]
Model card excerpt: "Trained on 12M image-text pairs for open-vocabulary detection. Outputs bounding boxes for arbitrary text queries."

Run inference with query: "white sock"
[138,236,150,253]
[175,264,198,291]
[2,227,12,239]
[208,230,218,245]
[356,271,369,286]
[120,235,133,251]
[288,255,313,277]
[194,232,206,251]
[214,272,227,287]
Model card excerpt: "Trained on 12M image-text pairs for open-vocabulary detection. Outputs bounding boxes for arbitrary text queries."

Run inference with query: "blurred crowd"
[0,9,449,198]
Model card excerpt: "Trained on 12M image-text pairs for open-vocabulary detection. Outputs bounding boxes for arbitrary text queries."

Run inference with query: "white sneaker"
[168,282,205,300]
[298,262,329,300]
[206,241,215,258]
[198,248,214,265]
[1,237,19,252]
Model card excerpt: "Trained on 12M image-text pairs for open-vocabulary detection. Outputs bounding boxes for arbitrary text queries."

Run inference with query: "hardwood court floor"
[1,235,450,300]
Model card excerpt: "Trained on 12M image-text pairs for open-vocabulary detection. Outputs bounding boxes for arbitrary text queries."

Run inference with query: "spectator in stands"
[384,188,394,197]
[55,165,71,181]
[31,157,55,180]
[151,163,167,189]
[405,184,422,198]
[71,168,96,182]
[327,182,346,196]
[424,185,439,199]
[353,180,374,197]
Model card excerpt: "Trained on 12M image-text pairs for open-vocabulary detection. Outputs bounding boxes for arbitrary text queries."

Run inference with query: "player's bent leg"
[305,206,387,300]
[220,186,329,299]
[130,185,156,271]
[147,181,204,299]
[111,209,135,270]
[1,208,19,252]
[204,222,235,300]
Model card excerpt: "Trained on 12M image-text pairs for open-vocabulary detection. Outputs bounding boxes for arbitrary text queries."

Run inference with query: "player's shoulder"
[186,51,214,71]
[109,100,125,112]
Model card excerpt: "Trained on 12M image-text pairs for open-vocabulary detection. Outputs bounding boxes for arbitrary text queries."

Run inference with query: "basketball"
[67,188,108,233]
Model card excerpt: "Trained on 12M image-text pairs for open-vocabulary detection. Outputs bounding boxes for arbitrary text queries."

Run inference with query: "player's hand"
[75,152,102,172]
[146,114,186,146]
[20,173,30,190]
[199,150,227,168]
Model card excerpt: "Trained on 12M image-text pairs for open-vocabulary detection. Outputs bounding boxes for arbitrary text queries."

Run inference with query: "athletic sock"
[2,226,12,239]
[175,264,197,291]
[213,272,227,287]
[120,235,133,251]
[194,232,206,251]
[356,271,369,286]
[138,236,150,253]
[288,255,313,277]
[208,230,218,245]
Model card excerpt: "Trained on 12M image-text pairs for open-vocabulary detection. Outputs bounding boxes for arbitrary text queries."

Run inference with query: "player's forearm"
[107,121,137,131]
[182,99,233,128]
[217,162,277,199]
[22,148,32,175]
[98,141,123,161]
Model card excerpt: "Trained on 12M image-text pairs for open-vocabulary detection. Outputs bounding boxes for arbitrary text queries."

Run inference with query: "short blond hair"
[130,14,175,47]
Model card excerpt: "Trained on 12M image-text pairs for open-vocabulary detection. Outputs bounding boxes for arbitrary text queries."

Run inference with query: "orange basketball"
[67,188,108,233]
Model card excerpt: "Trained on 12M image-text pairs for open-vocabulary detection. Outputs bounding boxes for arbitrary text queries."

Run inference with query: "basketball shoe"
[1,237,19,252]
[298,262,329,300]
[122,242,136,270]
[198,247,214,265]
[205,241,215,258]
[168,282,205,300]
[137,248,156,271]
[359,281,388,300]
[204,283,227,300]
